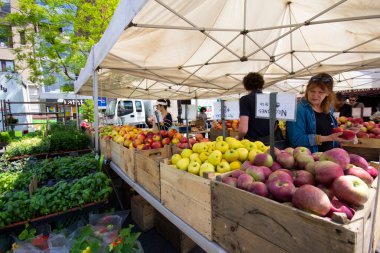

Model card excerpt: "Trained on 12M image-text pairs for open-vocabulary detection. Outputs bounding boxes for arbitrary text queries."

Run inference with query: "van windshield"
[105,99,116,116]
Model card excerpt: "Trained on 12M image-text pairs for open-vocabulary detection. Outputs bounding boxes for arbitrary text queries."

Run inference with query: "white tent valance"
[75,0,380,99]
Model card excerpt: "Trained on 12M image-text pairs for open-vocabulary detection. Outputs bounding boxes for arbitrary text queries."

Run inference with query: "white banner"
[256,93,297,121]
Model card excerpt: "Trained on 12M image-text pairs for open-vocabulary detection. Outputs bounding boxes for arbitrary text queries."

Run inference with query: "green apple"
[230,160,242,170]
[188,161,201,175]
[199,152,210,162]
[181,148,193,158]
[215,141,229,154]
[236,147,249,162]
[217,161,231,173]
[223,149,239,162]
[189,153,200,161]
[199,162,215,177]
[216,136,224,142]
[176,158,190,171]
[248,149,257,162]
[171,154,182,165]
[208,150,222,166]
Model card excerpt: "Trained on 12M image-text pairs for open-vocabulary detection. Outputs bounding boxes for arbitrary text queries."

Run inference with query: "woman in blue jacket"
[287,73,347,153]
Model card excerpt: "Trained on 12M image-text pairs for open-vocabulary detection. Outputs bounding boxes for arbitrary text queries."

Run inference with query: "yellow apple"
[188,161,201,175]
[215,141,229,154]
[216,136,224,142]
[230,160,242,170]
[176,158,190,171]
[236,147,249,161]
[248,149,257,162]
[208,150,222,166]
[199,152,210,162]
[199,162,215,177]
[223,149,239,162]
[171,154,182,165]
[181,148,193,158]
[217,161,231,173]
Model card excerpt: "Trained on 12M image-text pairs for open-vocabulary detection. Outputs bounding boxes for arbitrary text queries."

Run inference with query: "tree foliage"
[81,99,94,123]
[5,0,119,87]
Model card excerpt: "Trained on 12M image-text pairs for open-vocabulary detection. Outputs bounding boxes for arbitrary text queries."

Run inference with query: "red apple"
[315,161,344,186]
[167,129,177,139]
[146,131,154,139]
[160,130,168,138]
[195,134,203,141]
[341,130,356,140]
[345,166,373,185]
[327,198,355,220]
[222,177,237,187]
[293,146,311,158]
[293,170,315,187]
[367,166,379,178]
[267,170,293,183]
[153,134,161,142]
[332,127,343,134]
[144,138,153,146]
[161,138,171,146]
[332,175,369,206]
[180,137,188,144]
[137,132,146,141]
[276,151,295,169]
[247,182,269,198]
[151,141,163,149]
[292,185,331,216]
[267,179,296,202]
[132,138,143,148]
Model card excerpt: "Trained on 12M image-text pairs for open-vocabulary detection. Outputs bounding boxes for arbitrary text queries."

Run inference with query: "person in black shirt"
[236,72,270,142]
[155,99,173,131]
[334,92,352,117]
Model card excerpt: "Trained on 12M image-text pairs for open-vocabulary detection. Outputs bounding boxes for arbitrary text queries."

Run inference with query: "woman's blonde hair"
[305,73,334,114]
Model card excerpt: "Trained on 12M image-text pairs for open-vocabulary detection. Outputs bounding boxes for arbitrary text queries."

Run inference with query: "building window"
[19,30,26,45]
[0,0,11,17]
[0,25,13,48]
[0,60,14,72]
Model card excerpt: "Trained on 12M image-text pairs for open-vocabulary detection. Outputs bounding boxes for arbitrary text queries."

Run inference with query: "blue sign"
[98,97,106,107]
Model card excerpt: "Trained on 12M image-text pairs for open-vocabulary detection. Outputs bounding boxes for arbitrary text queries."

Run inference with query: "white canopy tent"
[75,0,380,99]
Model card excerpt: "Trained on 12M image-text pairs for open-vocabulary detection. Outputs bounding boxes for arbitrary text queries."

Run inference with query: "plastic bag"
[13,244,42,253]
[47,233,69,253]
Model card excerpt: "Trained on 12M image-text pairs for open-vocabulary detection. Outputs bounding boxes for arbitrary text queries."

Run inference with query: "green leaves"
[82,99,95,123]
[5,0,120,86]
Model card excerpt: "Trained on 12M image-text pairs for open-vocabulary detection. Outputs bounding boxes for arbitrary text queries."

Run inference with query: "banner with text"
[256,93,297,121]
[213,100,240,120]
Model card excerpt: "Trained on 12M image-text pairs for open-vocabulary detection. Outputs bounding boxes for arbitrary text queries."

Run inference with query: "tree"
[81,99,94,123]
[4,0,119,88]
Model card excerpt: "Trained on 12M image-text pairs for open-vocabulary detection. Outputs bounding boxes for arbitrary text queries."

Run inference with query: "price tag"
[256,93,297,121]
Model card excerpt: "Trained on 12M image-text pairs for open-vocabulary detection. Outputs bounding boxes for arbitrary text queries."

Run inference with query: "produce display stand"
[109,161,227,253]
[160,160,216,240]
[342,139,380,161]
[211,171,380,253]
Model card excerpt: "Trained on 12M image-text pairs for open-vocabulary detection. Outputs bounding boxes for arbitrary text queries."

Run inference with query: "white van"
[104,98,147,127]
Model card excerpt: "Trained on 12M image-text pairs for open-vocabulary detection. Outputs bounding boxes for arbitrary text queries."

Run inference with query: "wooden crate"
[171,144,183,155]
[342,141,380,161]
[211,175,380,253]
[110,140,124,169]
[99,138,111,160]
[122,146,136,181]
[135,145,172,201]
[131,195,156,231]
[160,160,217,240]
[155,211,196,253]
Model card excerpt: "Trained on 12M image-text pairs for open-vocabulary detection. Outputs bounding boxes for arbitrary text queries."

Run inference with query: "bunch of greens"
[4,137,49,158]
[0,172,112,227]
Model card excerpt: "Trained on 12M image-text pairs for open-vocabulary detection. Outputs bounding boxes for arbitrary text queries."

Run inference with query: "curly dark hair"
[243,72,265,91]
[200,107,206,113]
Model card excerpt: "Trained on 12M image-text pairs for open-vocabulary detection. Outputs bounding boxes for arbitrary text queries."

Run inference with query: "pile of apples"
[212,120,239,131]
[100,125,181,150]
[174,134,209,149]
[170,136,269,177]
[221,146,378,221]
[337,116,380,139]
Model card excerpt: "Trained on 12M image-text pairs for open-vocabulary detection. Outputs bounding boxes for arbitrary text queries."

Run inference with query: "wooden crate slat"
[160,163,212,239]
[213,213,288,253]
[110,140,123,168]
[123,146,136,181]
[211,181,372,253]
